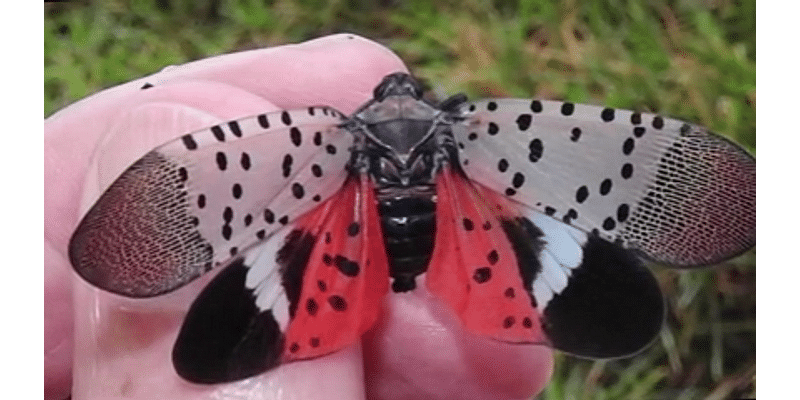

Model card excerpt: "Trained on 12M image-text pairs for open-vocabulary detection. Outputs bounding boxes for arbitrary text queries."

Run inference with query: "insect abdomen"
[377,194,436,292]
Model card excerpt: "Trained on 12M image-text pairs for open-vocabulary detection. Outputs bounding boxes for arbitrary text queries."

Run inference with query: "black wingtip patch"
[172,259,283,383]
[542,236,664,358]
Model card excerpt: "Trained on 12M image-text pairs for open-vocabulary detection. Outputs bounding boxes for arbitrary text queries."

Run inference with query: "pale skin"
[44,34,553,400]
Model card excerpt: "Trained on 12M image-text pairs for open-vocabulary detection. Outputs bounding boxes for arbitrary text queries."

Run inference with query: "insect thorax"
[346,73,464,292]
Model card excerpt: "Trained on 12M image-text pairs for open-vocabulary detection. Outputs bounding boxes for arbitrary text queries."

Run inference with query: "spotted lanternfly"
[69,72,755,383]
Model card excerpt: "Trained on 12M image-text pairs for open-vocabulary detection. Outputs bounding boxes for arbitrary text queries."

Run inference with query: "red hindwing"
[427,167,546,343]
[283,174,390,360]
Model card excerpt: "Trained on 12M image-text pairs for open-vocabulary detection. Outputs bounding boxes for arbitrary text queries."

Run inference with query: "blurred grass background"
[44,1,755,399]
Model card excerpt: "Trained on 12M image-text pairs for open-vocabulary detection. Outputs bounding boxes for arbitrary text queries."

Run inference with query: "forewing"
[69,107,352,297]
[172,174,390,383]
[454,99,755,267]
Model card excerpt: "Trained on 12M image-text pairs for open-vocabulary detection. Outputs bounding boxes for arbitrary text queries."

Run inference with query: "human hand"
[44,34,553,400]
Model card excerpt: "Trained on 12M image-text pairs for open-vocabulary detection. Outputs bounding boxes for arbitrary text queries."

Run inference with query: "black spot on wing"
[488,122,499,135]
[601,108,615,122]
[240,153,252,170]
[542,236,664,358]
[290,127,302,147]
[282,154,293,178]
[333,255,360,277]
[497,159,509,172]
[216,152,228,171]
[622,138,635,155]
[347,222,360,236]
[211,126,225,142]
[291,183,305,199]
[652,116,664,129]
[258,114,270,129]
[328,295,348,311]
[576,186,589,203]
[228,121,243,138]
[516,114,532,131]
[182,135,198,150]
[487,250,499,265]
[172,259,283,383]
[462,218,474,231]
[523,317,533,328]
[570,127,582,142]
[223,207,233,223]
[306,298,318,316]
[600,179,612,195]
[264,209,275,224]
[473,267,492,283]
[528,139,543,162]
[621,163,634,179]
[512,173,525,189]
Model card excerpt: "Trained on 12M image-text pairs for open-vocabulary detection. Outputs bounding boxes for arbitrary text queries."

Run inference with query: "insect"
[69,72,755,384]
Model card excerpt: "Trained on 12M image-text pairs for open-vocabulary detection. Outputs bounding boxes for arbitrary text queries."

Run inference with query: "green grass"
[45,1,755,398]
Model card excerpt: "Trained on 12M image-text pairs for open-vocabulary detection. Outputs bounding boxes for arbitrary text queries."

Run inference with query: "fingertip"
[151,33,407,113]
[275,33,408,112]
[79,80,278,208]
[364,286,554,400]
[269,346,367,400]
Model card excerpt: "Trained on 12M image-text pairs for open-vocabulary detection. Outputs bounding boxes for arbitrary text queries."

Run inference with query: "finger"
[364,281,554,400]
[44,240,73,400]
